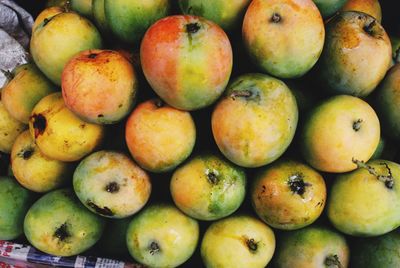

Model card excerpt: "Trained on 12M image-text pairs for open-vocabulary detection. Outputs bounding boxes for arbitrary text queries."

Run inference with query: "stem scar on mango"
[324,254,343,268]
[352,119,363,132]
[149,241,160,255]
[245,237,258,253]
[271,13,282,23]
[287,173,311,196]
[352,158,394,189]
[105,181,120,193]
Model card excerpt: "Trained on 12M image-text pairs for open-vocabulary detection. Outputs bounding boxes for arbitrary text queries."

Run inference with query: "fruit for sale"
[212,73,298,168]
[251,160,326,230]
[273,226,349,268]
[126,204,199,268]
[105,0,170,44]
[312,0,348,18]
[98,218,131,257]
[46,0,67,8]
[92,0,110,34]
[242,0,325,78]
[170,154,246,221]
[24,188,105,256]
[125,99,196,173]
[201,215,275,268]
[29,92,104,162]
[351,230,400,268]
[32,6,64,31]
[375,64,400,141]
[140,15,233,110]
[2,63,56,124]
[317,11,391,97]
[178,0,251,31]
[0,176,35,240]
[71,0,93,18]
[0,101,26,153]
[301,95,380,173]
[30,11,102,85]
[328,159,400,236]
[62,49,137,124]
[342,0,382,22]
[73,150,151,218]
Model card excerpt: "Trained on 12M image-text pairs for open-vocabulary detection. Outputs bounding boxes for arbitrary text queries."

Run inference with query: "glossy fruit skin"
[242,0,325,78]
[317,11,391,97]
[73,151,151,218]
[2,63,56,124]
[0,177,35,240]
[28,92,105,162]
[0,101,26,153]
[126,204,199,268]
[30,12,102,85]
[201,215,276,268]
[212,73,298,168]
[251,160,326,230]
[273,226,350,268]
[11,131,72,193]
[24,188,106,256]
[62,49,137,124]
[328,160,400,237]
[125,99,196,173]
[312,0,348,18]
[375,64,400,141]
[342,0,382,22]
[171,154,246,221]
[140,15,233,111]
[105,0,170,44]
[301,95,380,173]
[178,0,251,31]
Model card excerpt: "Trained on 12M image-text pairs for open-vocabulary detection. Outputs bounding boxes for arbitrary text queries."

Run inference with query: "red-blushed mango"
[2,63,56,124]
[73,151,151,218]
[24,188,105,256]
[0,101,26,153]
[312,0,348,18]
[30,12,102,85]
[32,6,64,32]
[125,99,196,173]
[28,92,104,162]
[342,0,382,22]
[62,49,137,124]
[140,15,233,111]
[317,11,391,97]
[211,73,298,168]
[11,130,72,193]
[251,160,326,230]
[273,226,349,268]
[242,0,325,79]
[170,154,246,221]
[301,95,380,173]
[179,0,251,31]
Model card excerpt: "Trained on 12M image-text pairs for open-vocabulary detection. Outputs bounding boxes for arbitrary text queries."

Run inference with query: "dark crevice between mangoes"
[186,23,201,34]
[149,241,161,255]
[87,200,114,216]
[363,20,376,36]
[288,173,311,196]
[54,222,70,241]
[31,114,47,139]
[352,159,394,189]
[155,99,164,108]
[271,13,282,23]
[245,238,258,253]
[1,69,14,81]
[324,254,342,268]
[352,119,363,132]
[394,47,400,63]
[105,181,120,193]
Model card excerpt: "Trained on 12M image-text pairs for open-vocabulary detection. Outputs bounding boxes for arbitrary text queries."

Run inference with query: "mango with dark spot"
[312,0,348,18]
[341,0,382,22]
[0,101,27,153]
[171,154,246,221]
[32,6,64,32]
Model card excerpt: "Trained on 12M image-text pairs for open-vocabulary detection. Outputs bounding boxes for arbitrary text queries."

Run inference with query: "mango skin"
[242,0,325,78]
[46,0,67,8]
[375,64,400,141]
[140,15,233,111]
[24,188,105,257]
[126,204,199,268]
[342,0,382,22]
[251,160,326,230]
[171,154,246,221]
[0,176,35,240]
[11,131,72,193]
[212,73,298,168]
[179,0,251,31]
[125,99,196,173]
[71,0,93,18]
[201,215,275,268]
[351,230,400,268]
[273,226,349,268]
[2,63,56,124]
[92,0,110,34]
[317,11,391,97]
[0,101,27,153]
[73,151,151,218]
[62,49,137,124]
[312,0,348,18]
[33,6,64,32]
[328,160,400,237]
[29,92,105,162]
[30,12,102,85]
[105,0,170,44]
[301,95,380,173]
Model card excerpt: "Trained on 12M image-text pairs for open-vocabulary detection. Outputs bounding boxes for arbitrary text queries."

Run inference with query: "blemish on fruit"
[155,99,164,108]
[363,20,376,36]
[352,119,363,132]
[149,241,161,255]
[230,90,253,100]
[324,254,342,268]
[352,159,394,189]
[97,114,104,118]
[20,148,34,160]
[54,222,70,241]
[271,13,282,23]
[87,200,114,216]
[31,114,47,138]
[288,173,311,196]
[88,53,98,59]
[205,169,219,184]
[186,23,200,34]
[105,181,120,193]
[245,238,258,253]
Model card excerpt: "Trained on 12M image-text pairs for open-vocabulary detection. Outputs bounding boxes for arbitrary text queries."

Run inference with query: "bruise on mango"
[54,222,70,241]
[31,113,47,138]
[87,200,114,216]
